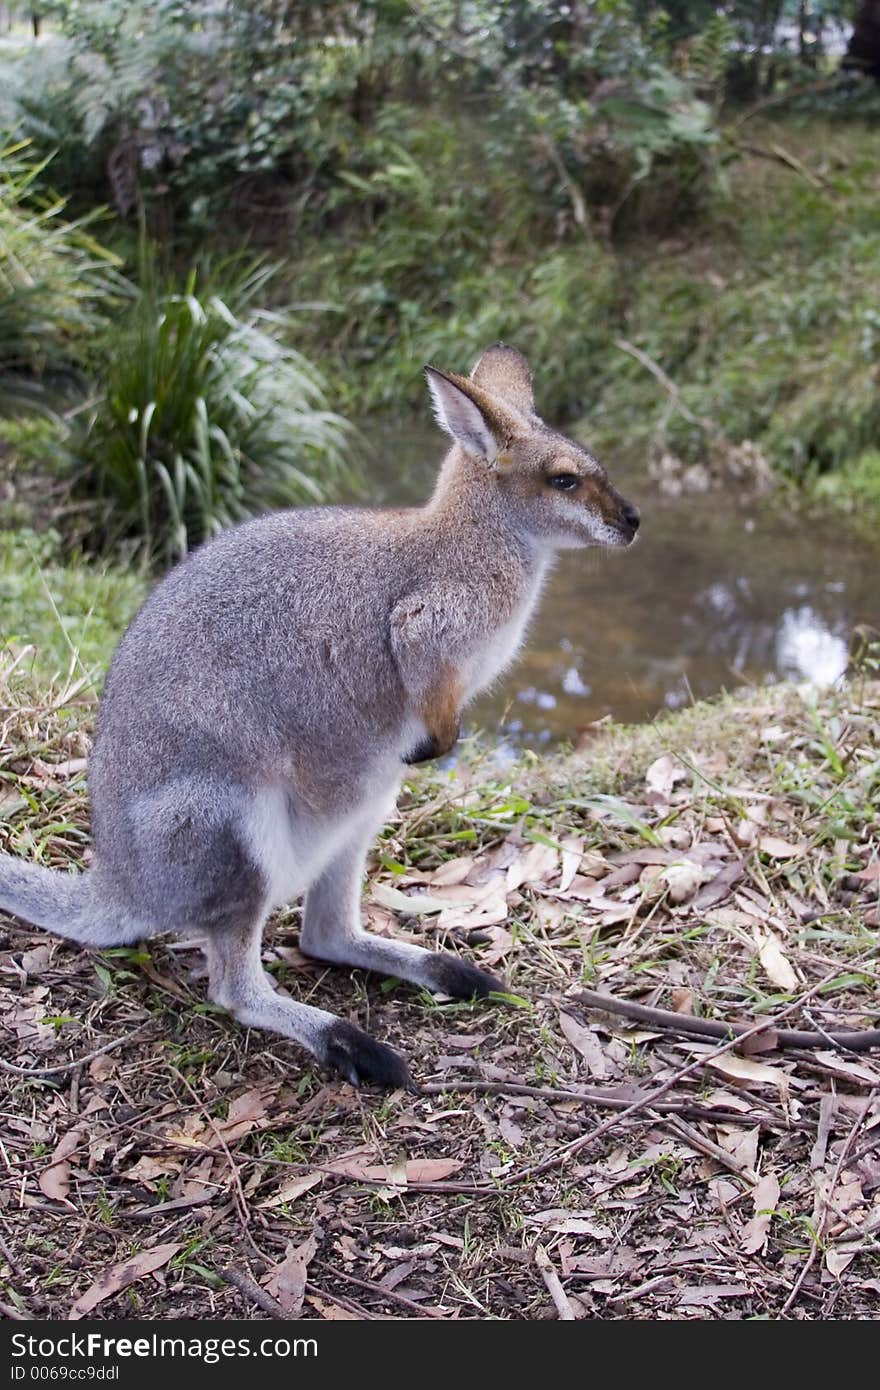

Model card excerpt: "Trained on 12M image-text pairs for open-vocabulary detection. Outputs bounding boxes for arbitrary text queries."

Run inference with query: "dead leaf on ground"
[39,1127,84,1204]
[559,1011,609,1079]
[758,835,805,860]
[326,1157,464,1184]
[740,1172,780,1255]
[68,1243,181,1319]
[645,754,687,801]
[259,1172,324,1209]
[697,1050,790,1091]
[262,1233,318,1316]
[754,930,799,992]
[693,859,744,911]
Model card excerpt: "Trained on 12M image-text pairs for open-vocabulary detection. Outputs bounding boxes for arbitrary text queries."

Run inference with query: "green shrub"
[0,141,122,410]
[811,450,880,521]
[70,254,356,568]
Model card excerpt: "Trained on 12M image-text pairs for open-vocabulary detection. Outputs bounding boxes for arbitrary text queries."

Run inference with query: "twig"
[614,338,717,433]
[0,1022,153,1077]
[0,1231,24,1278]
[725,136,832,191]
[167,1065,259,1257]
[305,1282,377,1320]
[125,1193,216,1221]
[780,1088,878,1318]
[660,1114,759,1184]
[727,76,841,130]
[221,1266,286,1319]
[503,951,880,1188]
[420,1079,789,1129]
[313,1258,445,1319]
[534,1244,576,1320]
[572,989,880,1053]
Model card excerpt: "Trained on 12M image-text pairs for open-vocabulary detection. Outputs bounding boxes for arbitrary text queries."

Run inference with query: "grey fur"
[0,345,639,1086]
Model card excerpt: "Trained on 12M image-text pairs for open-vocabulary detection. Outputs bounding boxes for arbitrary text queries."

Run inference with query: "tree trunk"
[846,0,880,78]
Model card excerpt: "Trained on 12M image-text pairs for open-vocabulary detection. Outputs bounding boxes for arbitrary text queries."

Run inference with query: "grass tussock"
[1,651,878,1320]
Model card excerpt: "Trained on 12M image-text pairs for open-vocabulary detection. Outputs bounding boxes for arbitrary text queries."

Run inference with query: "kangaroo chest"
[464,559,549,699]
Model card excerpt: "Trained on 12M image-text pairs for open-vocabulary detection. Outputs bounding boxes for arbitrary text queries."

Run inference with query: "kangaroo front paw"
[321,1020,417,1092]
[428,954,503,1000]
[403,733,441,765]
[403,719,460,765]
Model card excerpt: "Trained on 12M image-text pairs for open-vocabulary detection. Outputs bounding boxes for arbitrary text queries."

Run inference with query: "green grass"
[0,528,144,687]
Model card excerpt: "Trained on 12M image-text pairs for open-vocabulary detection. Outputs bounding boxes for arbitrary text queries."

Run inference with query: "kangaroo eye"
[547,473,580,492]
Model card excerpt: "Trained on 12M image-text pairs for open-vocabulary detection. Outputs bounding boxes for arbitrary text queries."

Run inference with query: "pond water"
[360,420,879,745]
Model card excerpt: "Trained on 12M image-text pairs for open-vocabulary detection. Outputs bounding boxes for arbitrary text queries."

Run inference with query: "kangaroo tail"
[0,853,138,947]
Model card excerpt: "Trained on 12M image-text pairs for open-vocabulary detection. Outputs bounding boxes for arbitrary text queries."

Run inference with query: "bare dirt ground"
[1,658,878,1321]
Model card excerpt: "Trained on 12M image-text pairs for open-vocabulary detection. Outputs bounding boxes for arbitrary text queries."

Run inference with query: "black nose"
[622,502,640,534]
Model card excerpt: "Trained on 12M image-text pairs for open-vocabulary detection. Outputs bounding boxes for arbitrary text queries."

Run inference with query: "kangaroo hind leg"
[206,905,413,1090]
[300,828,501,1000]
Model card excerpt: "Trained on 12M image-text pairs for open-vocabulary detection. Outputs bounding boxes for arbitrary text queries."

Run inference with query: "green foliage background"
[0,0,877,591]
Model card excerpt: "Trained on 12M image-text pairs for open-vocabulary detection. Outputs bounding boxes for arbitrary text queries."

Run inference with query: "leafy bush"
[71,254,356,567]
[0,1,725,242]
[0,141,122,411]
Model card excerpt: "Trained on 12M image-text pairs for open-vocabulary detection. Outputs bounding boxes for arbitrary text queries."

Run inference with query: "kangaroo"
[0,345,639,1088]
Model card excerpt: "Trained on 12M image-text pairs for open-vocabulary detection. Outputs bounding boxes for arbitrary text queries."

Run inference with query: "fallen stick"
[220,1267,286,1319]
[0,1023,153,1077]
[535,1244,576,1321]
[573,989,880,1053]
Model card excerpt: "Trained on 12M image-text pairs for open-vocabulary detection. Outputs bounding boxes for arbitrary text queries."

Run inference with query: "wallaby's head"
[426,344,640,550]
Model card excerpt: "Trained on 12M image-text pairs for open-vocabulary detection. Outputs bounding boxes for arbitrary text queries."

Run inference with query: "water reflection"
[776,606,849,685]
[360,420,879,742]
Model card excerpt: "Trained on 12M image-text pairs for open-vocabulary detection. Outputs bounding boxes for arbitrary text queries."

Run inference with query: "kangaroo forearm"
[401,663,462,763]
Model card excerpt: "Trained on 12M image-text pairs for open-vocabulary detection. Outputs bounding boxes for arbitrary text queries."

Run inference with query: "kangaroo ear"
[425,366,510,464]
[471,343,534,415]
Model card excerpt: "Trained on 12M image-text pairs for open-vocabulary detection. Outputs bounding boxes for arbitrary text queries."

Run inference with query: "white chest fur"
[464,557,549,700]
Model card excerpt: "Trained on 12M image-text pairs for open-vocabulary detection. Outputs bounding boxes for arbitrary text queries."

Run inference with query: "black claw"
[429,954,503,1000]
[403,735,439,765]
[322,1020,417,1092]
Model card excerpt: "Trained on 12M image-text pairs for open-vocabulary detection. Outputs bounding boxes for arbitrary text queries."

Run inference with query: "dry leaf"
[645,754,686,800]
[308,1296,360,1320]
[259,1172,324,1210]
[740,1172,780,1254]
[371,881,476,915]
[327,1157,463,1183]
[755,931,798,991]
[429,856,474,886]
[825,1248,858,1278]
[812,1052,880,1088]
[693,859,744,911]
[123,1156,182,1186]
[20,944,51,977]
[506,842,557,892]
[559,1011,608,1079]
[670,988,694,1015]
[758,835,805,860]
[559,836,584,893]
[703,1052,789,1090]
[262,1233,317,1316]
[662,860,704,904]
[88,1053,115,1083]
[218,1086,273,1143]
[68,1243,181,1319]
[39,1127,84,1204]
[715,1125,760,1174]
